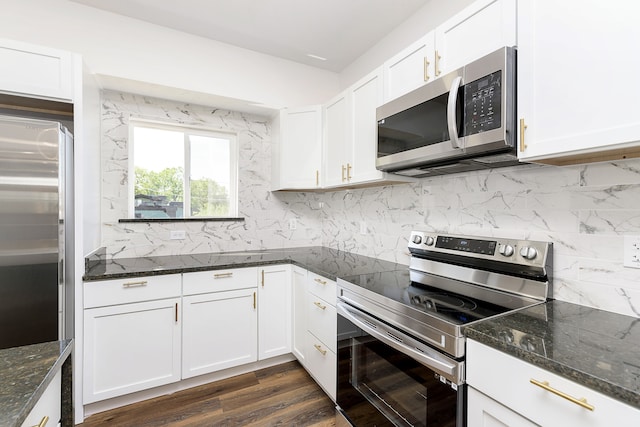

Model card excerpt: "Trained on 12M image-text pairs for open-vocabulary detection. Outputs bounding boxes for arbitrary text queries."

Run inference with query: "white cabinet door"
[0,38,74,101]
[292,266,308,365]
[83,298,181,403]
[435,0,516,74]
[383,31,436,101]
[21,370,62,427]
[350,67,385,184]
[323,92,351,187]
[274,106,322,190]
[468,387,539,427]
[517,0,640,164]
[258,265,292,360]
[467,340,640,427]
[182,288,258,379]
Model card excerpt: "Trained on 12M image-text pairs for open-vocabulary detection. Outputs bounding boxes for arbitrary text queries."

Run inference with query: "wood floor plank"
[79,361,337,427]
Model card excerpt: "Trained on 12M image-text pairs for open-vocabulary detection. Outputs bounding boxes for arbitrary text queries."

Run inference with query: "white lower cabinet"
[293,270,338,401]
[21,369,62,427]
[292,266,308,364]
[258,265,292,360]
[182,288,258,379]
[182,268,259,379]
[468,387,538,427]
[467,339,640,427]
[83,296,182,404]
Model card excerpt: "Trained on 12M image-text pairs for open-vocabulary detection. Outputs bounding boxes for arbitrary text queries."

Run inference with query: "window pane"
[133,126,184,219]
[189,135,231,217]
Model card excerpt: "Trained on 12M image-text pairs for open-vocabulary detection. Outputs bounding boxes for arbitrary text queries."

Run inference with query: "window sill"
[119,217,245,223]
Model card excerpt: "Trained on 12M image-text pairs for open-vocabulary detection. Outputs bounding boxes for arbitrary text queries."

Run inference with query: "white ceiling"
[70,0,431,72]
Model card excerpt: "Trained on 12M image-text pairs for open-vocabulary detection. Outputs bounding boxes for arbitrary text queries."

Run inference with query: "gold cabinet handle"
[520,118,528,152]
[314,278,327,285]
[313,301,327,310]
[253,292,256,309]
[175,302,178,322]
[435,50,442,76]
[36,415,49,427]
[122,280,148,288]
[424,57,430,82]
[530,379,595,411]
[316,170,319,186]
[261,270,265,287]
[314,344,327,356]
[347,163,352,181]
[214,272,233,279]
[341,164,346,182]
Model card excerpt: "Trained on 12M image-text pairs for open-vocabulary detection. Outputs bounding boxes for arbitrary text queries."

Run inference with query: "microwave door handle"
[447,76,463,149]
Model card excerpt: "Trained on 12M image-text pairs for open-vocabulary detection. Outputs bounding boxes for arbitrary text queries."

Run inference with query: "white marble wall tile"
[579,159,640,186]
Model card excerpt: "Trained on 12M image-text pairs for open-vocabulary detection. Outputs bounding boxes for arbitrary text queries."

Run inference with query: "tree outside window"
[130,121,238,219]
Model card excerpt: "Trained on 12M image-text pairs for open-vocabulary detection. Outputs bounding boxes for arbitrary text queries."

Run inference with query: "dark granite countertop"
[0,340,73,427]
[466,300,640,409]
[83,246,405,282]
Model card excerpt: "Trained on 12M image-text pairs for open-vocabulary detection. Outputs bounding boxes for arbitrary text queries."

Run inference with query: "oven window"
[338,330,460,427]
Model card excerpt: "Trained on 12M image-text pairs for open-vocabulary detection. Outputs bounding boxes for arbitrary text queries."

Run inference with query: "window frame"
[127,118,239,220]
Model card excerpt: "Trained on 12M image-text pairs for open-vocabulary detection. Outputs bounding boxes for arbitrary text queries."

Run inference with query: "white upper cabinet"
[383,31,436,101]
[383,0,515,103]
[0,39,74,101]
[272,106,322,190]
[517,0,640,164]
[435,0,516,74]
[323,67,415,189]
[323,91,351,187]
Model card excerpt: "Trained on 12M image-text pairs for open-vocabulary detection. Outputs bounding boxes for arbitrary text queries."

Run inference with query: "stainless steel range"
[336,231,553,427]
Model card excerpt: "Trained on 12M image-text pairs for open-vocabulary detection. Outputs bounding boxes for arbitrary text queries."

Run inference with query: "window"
[129,120,238,219]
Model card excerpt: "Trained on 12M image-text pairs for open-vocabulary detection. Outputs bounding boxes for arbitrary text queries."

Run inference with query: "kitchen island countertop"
[466,300,640,410]
[0,340,73,427]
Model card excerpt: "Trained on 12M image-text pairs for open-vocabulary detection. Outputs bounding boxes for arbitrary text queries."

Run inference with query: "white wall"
[0,0,340,113]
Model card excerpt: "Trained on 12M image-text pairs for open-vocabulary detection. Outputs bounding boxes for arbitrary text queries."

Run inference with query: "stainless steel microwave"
[376,46,519,177]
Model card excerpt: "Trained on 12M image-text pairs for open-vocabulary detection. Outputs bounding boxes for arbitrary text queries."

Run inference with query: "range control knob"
[499,244,515,257]
[412,235,422,244]
[425,236,435,246]
[519,246,538,260]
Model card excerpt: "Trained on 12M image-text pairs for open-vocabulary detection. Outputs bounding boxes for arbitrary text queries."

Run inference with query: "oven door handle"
[337,302,460,381]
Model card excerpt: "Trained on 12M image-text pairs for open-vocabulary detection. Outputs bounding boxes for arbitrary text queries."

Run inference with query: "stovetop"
[336,231,553,359]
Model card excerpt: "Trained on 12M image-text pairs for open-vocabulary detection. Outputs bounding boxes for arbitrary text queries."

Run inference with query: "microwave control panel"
[463,70,502,136]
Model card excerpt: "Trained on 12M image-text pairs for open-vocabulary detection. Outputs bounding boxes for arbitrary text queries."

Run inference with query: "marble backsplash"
[100,91,640,317]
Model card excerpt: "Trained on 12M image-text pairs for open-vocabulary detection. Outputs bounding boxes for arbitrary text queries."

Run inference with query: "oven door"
[337,302,465,427]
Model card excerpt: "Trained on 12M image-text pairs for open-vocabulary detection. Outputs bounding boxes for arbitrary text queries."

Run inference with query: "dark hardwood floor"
[80,361,337,427]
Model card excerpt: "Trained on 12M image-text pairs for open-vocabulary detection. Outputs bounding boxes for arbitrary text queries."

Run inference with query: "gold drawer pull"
[314,278,327,285]
[520,118,528,152]
[122,280,148,288]
[36,415,49,427]
[314,344,327,356]
[530,379,595,411]
[214,272,233,279]
[314,301,327,310]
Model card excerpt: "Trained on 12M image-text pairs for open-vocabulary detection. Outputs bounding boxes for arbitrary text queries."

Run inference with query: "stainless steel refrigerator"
[0,114,73,350]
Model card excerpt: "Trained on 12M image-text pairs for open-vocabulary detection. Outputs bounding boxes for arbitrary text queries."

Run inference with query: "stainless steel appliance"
[376,47,518,177]
[0,114,73,349]
[336,231,552,426]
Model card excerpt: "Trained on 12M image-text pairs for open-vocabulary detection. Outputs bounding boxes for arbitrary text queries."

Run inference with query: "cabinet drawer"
[306,294,337,353]
[306,331,336,401]
[84,274,181,308]
[467,340,639,426]
[21,369,61,427]
[307,272,336,305]
[183,267,258,295]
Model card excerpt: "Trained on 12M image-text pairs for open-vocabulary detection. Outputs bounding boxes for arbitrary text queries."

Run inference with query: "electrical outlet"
[623,235,640,268]
[360,221,367,235]
[170,230,186,240]
[289,218,297,230]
